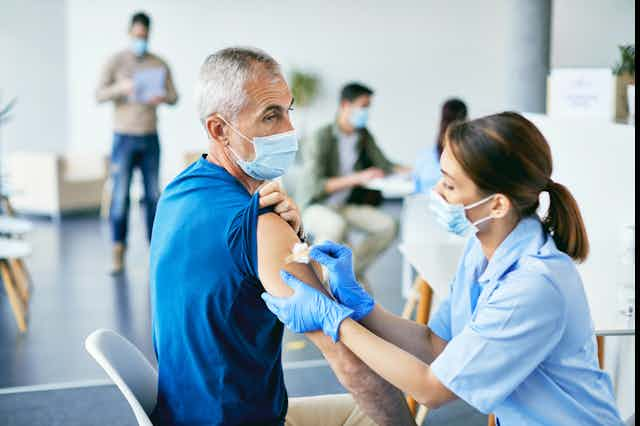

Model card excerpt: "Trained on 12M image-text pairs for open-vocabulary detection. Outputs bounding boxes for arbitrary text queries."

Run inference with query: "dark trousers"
[109,133,160,244]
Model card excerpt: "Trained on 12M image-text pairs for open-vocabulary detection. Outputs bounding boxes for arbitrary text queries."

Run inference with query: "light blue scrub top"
[413,145,441,194]
[429,216,623,425]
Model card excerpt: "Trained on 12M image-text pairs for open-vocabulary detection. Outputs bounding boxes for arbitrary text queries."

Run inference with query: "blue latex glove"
[309,241,375,321]
[261,271,354,342]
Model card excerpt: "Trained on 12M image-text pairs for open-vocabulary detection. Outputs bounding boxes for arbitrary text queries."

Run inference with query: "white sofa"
[7,151,108,219]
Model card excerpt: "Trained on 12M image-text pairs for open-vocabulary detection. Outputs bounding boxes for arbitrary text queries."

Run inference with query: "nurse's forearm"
[306,331,416,426]
[361,304,445,364]
[339,318,456,409]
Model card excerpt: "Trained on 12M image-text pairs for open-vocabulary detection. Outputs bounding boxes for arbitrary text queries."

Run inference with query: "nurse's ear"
[490,193,512,219]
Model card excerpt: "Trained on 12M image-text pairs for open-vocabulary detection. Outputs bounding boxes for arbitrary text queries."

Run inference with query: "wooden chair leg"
[596,335,605,369]
[406,276,434,419]
[406,396,417,417]
[416,278,433,325]
[0,259,27,332]
[8,258,29,303]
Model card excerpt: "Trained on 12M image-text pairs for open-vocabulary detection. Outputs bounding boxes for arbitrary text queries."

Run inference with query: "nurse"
[263,112,624,425]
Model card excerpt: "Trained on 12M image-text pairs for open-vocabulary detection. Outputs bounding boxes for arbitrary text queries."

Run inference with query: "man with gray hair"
[150,47,415,425]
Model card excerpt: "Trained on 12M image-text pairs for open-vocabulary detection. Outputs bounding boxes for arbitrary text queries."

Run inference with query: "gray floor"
[0,201,486,425]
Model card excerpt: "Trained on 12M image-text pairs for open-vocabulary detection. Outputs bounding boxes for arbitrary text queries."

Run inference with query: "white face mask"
[218,116,298,181]
[428,190,495,236]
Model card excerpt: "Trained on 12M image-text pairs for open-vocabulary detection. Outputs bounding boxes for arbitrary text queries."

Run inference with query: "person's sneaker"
[110,243,125,275]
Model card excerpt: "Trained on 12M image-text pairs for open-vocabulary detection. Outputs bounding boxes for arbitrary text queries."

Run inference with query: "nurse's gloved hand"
[261,271,354,342]
[309,241,375,321]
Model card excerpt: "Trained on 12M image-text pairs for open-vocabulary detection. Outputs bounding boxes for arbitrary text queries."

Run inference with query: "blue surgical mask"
[132,38,148,57]
[220,117,298,181]
[428,189,495,236]
[349,107,369,129]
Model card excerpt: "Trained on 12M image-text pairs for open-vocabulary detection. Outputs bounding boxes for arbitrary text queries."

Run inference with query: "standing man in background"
[96,11,178,274]
[298,82,410,291]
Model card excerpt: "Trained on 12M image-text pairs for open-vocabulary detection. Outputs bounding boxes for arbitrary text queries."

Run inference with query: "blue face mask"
[428,189,495,236]
[132,38,148,57]
[349,107,369,129]
[220,118,298,181]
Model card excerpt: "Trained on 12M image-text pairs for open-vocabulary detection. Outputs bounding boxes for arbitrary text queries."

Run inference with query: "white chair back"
[85,329,158,426]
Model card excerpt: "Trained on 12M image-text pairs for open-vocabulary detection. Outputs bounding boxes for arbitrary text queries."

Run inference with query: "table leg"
[0,259,27,332]
[8,258,29,303]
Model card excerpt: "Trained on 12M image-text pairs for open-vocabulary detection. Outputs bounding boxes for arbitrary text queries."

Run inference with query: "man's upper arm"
[96,56,118,103]
[366,134,395,173]
[256,212,328,298]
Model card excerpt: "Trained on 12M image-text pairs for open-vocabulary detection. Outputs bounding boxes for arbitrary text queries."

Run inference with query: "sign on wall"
[547,68,614,120]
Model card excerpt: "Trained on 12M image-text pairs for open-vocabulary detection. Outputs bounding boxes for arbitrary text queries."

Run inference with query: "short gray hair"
[195,47,281,124]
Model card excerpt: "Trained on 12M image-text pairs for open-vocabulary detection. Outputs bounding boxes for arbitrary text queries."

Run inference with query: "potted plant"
[612,45,635,123]
[289,69,320,109]
[288,69,320,141]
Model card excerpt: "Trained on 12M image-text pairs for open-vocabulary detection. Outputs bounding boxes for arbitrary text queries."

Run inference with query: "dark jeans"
[109,133,160,244]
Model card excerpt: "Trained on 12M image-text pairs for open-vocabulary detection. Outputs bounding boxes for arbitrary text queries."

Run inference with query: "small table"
[364,173,415,199]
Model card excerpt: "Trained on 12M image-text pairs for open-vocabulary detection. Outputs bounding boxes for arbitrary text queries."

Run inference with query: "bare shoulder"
[256,212,323,297]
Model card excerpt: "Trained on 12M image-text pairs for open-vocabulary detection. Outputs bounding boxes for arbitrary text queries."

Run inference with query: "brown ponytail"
[544,181,589,262]
[446,111,590,262]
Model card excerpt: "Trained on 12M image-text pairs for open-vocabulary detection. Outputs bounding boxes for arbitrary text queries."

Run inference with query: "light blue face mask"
[220,117,299,181]
[428,189,495,236]
[131,38,148,57]
[349,107,369,129]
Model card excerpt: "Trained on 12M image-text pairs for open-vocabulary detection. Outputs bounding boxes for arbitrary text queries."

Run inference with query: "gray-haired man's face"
[225,68,295,161]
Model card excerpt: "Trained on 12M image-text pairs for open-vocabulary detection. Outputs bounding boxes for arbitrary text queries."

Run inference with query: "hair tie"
[545,179,555,192]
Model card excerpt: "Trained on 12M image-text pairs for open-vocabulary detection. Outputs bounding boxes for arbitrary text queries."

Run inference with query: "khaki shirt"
[96,49,178,135]
[296,123,396,209]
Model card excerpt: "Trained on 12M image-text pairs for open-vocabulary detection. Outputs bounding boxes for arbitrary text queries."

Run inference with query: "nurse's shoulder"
[489,231,570,328]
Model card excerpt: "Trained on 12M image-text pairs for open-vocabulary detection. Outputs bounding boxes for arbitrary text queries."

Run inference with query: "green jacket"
[296,123,396,209]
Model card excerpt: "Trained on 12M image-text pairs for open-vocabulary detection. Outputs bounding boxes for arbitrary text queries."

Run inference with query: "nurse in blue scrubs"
[263,112,624,425]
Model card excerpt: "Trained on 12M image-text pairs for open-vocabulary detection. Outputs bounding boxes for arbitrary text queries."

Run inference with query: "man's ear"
[491,194,512,219]
[205,115,228,146]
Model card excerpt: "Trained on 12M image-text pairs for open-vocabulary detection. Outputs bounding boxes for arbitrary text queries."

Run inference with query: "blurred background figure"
[95,11,178,274]
[298,82,409,291]
[413,98,468,193]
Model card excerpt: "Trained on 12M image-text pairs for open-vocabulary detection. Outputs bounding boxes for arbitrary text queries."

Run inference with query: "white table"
[365,173,415,199]
[399,236,636,337]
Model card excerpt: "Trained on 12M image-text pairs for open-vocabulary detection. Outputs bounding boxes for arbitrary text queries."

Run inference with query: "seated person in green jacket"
[297,82,410,289]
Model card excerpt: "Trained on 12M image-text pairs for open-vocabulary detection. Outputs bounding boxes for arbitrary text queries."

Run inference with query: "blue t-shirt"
[149,156,286,426]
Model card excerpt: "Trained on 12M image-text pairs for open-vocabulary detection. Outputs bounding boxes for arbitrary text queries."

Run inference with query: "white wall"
[0,0,67,154]
[66,0,510,185]
[551,0,635,68]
